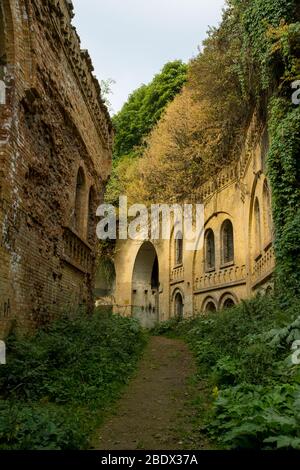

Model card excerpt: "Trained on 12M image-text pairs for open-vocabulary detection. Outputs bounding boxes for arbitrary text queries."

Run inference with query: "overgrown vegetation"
[103,0,300,451]
[163,296,300,449]
[231,0,300,299]
[112,60,187,161]
[0,310,146,449]
[143,0,300,450]
[3,0,299,452]
[106,60,187,205]
[108,0,300,295]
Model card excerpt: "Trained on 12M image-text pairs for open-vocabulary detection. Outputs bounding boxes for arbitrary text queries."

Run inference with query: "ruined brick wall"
[0,0,113,336]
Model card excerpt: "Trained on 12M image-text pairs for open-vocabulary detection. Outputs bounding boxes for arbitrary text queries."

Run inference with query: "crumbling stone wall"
[0,0,113,336]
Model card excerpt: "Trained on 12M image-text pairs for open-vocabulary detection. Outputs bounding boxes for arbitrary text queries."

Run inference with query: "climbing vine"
[229,0,300,300]
[268,100,300,301]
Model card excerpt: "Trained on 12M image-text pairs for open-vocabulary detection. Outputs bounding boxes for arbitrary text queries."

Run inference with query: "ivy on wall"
[234,0,300,300]
[268,100,300,301]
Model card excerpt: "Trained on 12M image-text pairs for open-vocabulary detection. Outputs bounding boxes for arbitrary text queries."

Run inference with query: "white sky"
[72,0,226,114]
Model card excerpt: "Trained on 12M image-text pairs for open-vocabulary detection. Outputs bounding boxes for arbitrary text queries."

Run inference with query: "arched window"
[254,198,262,255]
[0,5,7,91]
[221,220,234,265]
[175,292,184,318]
[175,231,183,265]
[263,181,272,245]
[0,8,6,74]
[87,186,97,244]
[205,229,215,271]
[223,298,235,309]
[205,301,217,313]
[74,167,86,235]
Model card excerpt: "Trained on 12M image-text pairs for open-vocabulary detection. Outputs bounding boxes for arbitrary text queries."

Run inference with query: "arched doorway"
[174,292,184,319]
[132,242,159,328]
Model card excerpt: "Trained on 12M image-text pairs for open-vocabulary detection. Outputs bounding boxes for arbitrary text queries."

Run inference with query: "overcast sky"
[72,0,226,114]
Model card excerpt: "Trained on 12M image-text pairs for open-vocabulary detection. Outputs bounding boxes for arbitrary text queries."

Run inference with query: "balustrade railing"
[171,265,185,282]
[194,265,246,291]
[62,227,93,273]
[252,246,275,284]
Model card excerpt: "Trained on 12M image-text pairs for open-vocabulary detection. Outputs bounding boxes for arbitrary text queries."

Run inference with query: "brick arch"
[0,1,15,64]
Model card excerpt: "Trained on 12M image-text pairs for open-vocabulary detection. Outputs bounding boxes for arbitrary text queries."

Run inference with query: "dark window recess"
[222,220,234,264]
[151,255,159,289]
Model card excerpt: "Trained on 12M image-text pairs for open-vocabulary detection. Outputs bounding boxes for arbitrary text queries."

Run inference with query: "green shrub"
[173,296,300,449]
[0,309,147,449]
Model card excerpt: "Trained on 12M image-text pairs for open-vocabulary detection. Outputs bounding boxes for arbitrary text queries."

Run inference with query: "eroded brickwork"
[0,0,112,336]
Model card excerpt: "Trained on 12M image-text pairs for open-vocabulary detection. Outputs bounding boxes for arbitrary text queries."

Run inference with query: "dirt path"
[96,336,207,450]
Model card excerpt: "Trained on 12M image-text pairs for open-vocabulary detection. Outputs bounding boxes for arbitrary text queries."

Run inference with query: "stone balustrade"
[198,163,237,201]
[171,266,185,283]
[194,265,246,291]
[252,245,275,285]
[62,227,93,273]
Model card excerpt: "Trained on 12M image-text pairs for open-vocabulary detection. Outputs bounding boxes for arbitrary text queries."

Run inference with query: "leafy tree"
[123,6,252,204]
[112,60,188,160]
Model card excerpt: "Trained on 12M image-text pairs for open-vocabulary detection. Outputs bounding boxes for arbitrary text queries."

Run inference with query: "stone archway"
[202,296,218,313]
[174,291,184,319]
[219,293,238,310]
[205,301,217,313]
[132,242,159,328]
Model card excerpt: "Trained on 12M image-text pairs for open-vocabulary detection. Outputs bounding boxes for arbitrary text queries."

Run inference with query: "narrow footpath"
[96,336,209,450]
